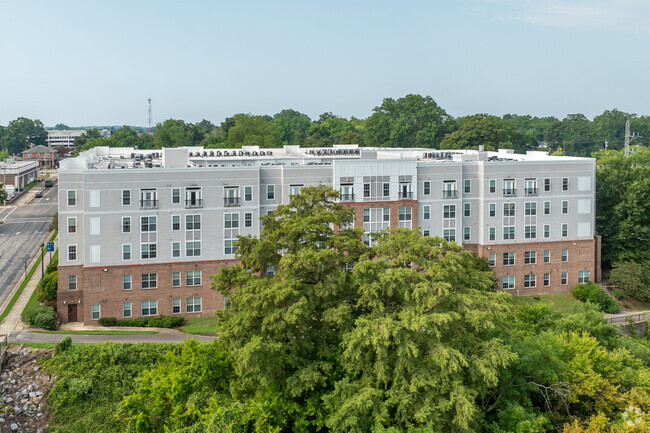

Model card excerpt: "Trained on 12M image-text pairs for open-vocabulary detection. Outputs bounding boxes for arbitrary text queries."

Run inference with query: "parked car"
[35,191,43,198]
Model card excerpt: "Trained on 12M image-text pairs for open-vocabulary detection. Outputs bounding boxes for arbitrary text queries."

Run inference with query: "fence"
[606,312,650,324]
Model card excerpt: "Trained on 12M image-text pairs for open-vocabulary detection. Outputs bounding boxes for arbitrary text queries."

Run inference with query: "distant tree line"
[4,95,650,157]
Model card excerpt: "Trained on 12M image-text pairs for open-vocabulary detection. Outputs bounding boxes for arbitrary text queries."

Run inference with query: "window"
[383,183,390,197]
[383,207,390,222]
[503,179,516,196]
[91,304,100,320]
[544,224,550,238]
[172,242,181,258]
[267,265,275,277]
[464,179,471,194]
[186,241,201,257]
[123,274,132,290]
[544,201,550,215]
[67,190,76,206]
[185,187,202,208]
[122,189,131,206]
[68,245,77,261]
[579,270,590,283]
[141,273,157,289]
[544,178,551,192]
[122,217,131,233]
[562,200,568,214]
[524,179,537,196]
[267,185,275,200]
[544,273,550,287]
[463,226,470,241]
[122,244,131,260]
[544,250,550,263]
[68,275,77,291]
[488,253,496,267]
[172,215,181,231]
[141,216,157,232]
[172,298,181,314]
[224,187,241,206]
[561,223,568,237]
[363,183,370,198]
[186,270,202,286]
[443,205,456,219]
[423,230,430,236]
[525,225,536,239]
[423,205,431,220]
[398,206,412,228]
[141,300,158,316]
[363,208,370,223]
[502,276,515,290]
[489,179,496,193]
[141,243,157,259]
[186,297,202,313]
[225,240,237,255]
[503,226,515,240]
[489,227,496,241]
[423,181,430,195]
[224,213,239,229]
[340,184,354,201]
[67,217,77,234]
[172,188,180,204]
[561,272,568,285]
[172,271,181,287]
[244,212,252,228]
[244,186,253,201]
[525,202,536,216]
[186,214,201,230]
[562,177,569,191]
[290,185,303,197]
[524,251,537,264]
[562,249,568,262]
[489,203,496,217]
[503,203,515,217]
[141,189,157,208]
[123,302,132,318]
[503,252,515,266]
[464,203,471,217]
[524,274,536,288]
[442,181,457,198]
[443,229,455,242]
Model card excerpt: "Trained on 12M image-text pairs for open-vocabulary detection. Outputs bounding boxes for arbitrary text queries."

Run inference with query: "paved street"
[8,328,215,344]
[0,184,57,307]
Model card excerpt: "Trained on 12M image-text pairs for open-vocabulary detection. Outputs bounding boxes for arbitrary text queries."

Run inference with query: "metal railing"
[340,193,355,202]
[185,199,203,208]
[224,197,241,207]
[398,191,413,199]
[140,199,158,208]
[606,312,650,324]
[442,190,457,199]
[524,187,538,196]
[503,189,517,197]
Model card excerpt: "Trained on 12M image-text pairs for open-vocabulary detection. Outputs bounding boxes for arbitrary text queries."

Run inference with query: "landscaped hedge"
[22,304,56,330]
[572,281,619,314]
[98,315,185,328]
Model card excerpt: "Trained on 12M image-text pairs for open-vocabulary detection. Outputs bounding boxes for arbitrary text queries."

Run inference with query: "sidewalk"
[0,234,57,336]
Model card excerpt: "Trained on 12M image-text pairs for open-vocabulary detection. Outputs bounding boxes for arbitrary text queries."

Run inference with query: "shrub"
[146,316,164,328]
[611,289,625,300]
[33,306,56,330]
[38,271,58,302]
[162,315,184,328]
[55,336,72,354]
[572,282,619,314]
[116,315,184,328]
[609,261,650,301]
[45,252,59,275]
[98,317,117,326]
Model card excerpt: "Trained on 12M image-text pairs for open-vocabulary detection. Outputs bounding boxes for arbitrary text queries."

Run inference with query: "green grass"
[509,292,583,315]
[181,316,218,335]
[29,330,158,335]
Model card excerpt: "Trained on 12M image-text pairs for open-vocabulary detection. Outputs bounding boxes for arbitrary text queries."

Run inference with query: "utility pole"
[147,98,153,134]
[625,119,631,157]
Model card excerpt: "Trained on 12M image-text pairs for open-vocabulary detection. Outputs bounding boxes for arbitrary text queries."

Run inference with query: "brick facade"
[57,259,236,325]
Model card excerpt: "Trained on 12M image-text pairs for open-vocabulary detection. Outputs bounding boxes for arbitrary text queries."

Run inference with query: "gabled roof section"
[22,145,58,154]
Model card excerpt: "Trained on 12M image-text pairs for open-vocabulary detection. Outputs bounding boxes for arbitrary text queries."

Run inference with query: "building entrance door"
[68,304,78,322]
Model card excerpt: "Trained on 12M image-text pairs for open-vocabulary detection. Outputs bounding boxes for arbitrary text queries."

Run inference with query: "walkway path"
[604,310,650,324]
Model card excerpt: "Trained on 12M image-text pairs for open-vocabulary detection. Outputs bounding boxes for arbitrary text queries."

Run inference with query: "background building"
[46,130,86,148]
[21,145,59,168]
[57,145,599,324]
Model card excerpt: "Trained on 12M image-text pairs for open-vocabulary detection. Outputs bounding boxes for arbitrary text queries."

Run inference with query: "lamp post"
[41,242,45,280]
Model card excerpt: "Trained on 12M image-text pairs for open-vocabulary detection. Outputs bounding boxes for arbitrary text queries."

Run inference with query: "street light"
[41,242,45,280]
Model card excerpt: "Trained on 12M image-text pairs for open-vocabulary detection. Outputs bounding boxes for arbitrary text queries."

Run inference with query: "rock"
[10,422,18,431]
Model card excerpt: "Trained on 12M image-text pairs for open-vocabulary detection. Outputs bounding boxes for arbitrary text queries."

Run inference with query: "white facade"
[47,130,86,148]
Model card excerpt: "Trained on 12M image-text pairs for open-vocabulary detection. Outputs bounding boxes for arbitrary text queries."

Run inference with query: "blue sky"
[0,0,648,126]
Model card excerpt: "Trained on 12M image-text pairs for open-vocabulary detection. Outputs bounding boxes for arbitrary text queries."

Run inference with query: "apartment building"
[57,145,600,324]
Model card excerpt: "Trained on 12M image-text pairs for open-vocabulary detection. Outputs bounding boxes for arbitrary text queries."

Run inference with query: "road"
[0,184,58,307]
[9,328,215,344]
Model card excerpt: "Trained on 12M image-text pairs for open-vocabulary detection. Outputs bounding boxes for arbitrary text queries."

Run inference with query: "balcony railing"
[340,193,355,202]
[503,188,517,197]
[442,190,458,199]
[524,187,538,196]
[185,198,203,208]
[140,199,158,208]
[398,191,413,199]
[224,197,241,207]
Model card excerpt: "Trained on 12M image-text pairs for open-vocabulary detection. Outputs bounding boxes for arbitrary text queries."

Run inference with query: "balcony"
[442,190,458,199]
[398,191,413,199]
[185,198,203,208]
[140,199,158,209]
[340,193,355,202]
[224,197,241,207]
[524,187,538,196]
[502,189,517,197]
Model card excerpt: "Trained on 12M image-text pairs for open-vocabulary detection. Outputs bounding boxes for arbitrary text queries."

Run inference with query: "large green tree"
[439,115,536,152]
[272,109,312,146]
[0,117,47,155]
[152,119,194,149]
[365,95,455,148]
[226,114,282,148]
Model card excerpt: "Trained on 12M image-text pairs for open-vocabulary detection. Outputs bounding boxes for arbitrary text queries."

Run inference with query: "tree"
[324,229,515,433]
[593,109,631,151]
[54,123,70,130]
[365,95,455,148]
[226,114,282,148]
[152,119,194,148]
[439,115,536,153]
[0,185,6,204]
[73,128,103,149]
[0,117,47,155]
[609,262,650,301]
[272,109,312,146]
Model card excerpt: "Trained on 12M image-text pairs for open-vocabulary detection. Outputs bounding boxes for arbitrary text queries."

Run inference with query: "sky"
[0,0,649,126]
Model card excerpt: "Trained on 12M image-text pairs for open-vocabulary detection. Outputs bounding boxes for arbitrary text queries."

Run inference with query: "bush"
[609,261,650,301]
[45,252,59,275]
[98,317,117,326]
[572,281,619,314]
[38,271,58,302]
[33,306,56,330]
[55,336,72,354]
[611,289,625,300]
[116,315,184,328]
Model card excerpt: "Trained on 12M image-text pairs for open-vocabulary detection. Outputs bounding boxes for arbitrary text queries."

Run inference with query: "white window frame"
[172,271,181,287]
[171,215,181,231]
[489,179,496,194]
[488,253,496,267]
[172,188,181,204]
[524,251,536,264]
[267,184,275,200]
[544,250,550,263]
[502,276,515,290]
[67,217,77,234]
[578,270,590,284]
[244,212,253,228]
[423,205,431,220]
[123,301,132,318]
[503,252,515,266]
[186,270,202,286]
[68,245,77,261]
[186,297,202,313]
[463,226,470,241]
[122,244,132,261]
[524,274,536,288]
[172,298,181,314]
[141,300,158,316]
[122,216,131,233]
[562,200,568,214]
[544,273,550,287]
[123,274,132,290]
[141,273,158,289]
[561,223,568,237]
[561,272,568,285]
[122,189,131,206]
[244,186,253,202]
[423,181,431,196]
[172,241,181,258]
[67,190,76,206]
[464,203,471,217]
[562,248,568,262]
[68,274,77,291]
[91,304,100,320]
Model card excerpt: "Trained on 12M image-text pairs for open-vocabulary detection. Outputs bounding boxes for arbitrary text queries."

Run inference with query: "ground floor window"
[91,304,100,320]
[502,275,515,290]
[141,300,158,316]
[562,272,568,285]
[186,297,202,313]
[123,301,132,318]
[544,273,550,287]
[578,270,590,283]
[524,274,536,288]
[172,298,181,314]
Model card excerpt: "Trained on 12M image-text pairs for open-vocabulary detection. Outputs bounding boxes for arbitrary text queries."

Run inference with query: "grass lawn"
[29,330,158,335]
[182,316,218,335]
[509,292,583,315]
